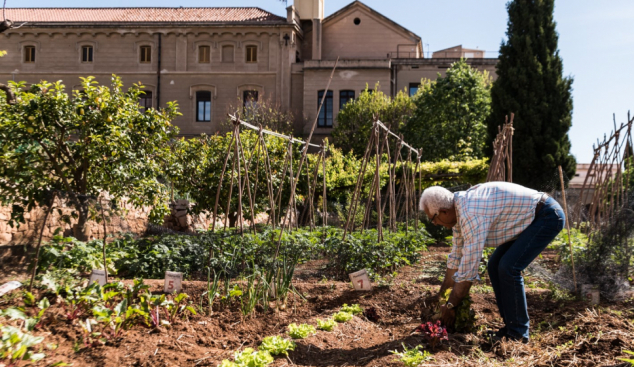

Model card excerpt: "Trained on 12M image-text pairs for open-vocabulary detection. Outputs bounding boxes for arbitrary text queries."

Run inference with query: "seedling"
[340,303,363,315]
[317,318,337,331]
[258,336,296,356]
[390,343,432,367]
[413,321,448,350]
[162,293,197,324]
[333,311,353,323]
[287,323,316,339]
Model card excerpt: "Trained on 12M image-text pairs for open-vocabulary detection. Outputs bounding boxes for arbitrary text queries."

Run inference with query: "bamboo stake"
[236,131,257,235]
[322,143,327,230]
[559,165,577,292]
[212,129,236,231]
[374,124,383,241]
[223,126,238,231]
[29,191,57,292]
[100,198,109,283]
[234,125,245,235]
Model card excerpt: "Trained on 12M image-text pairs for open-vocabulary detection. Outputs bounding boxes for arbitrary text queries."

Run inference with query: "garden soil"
[2,243,634,366]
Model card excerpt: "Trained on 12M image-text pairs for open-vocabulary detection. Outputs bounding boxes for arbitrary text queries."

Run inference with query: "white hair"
[419,186,454,215]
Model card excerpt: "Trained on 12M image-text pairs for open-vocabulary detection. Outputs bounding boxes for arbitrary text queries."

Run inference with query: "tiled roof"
[4,7,287,24]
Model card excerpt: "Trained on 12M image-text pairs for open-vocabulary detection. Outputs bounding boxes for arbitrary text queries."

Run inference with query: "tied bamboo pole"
[29,191,57,292]
[558,165,577,292]
[100,198,108,283]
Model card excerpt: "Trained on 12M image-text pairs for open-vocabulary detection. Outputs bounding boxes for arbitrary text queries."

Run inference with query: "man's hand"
[422,293,440,309]
[439,305,456,327]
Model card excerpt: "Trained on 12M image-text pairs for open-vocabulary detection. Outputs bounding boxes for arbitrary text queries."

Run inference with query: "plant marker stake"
[29,190,56,292]
[275,57,339,258]
[558,165,577,292]
[164,271,183,293]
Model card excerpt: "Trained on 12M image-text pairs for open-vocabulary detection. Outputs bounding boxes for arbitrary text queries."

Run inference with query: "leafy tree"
[486,0,575,189]
[332,84,415,158]
[402,59,491,161]
[0,76,180,239]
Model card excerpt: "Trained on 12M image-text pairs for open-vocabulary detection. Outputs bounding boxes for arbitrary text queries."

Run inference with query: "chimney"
[295,0,324,60]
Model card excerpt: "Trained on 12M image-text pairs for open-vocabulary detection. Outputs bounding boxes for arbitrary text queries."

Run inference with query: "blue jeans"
[487,197,565,340]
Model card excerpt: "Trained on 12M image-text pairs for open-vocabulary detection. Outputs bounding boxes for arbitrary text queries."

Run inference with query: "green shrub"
[287,323,316,339]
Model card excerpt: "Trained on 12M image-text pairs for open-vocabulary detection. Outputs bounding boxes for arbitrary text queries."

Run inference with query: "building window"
[196,91,212,122]
[245,45,257,63]
[81,46,93,63]
[409,83,421,97]
[140,46,152,63]
[339,90,355,109]
[139,91,153,111]
[222,45,234,63]
[24,46,36,63]
[243,90,259,108]
[199,46,210,63]
[317,90,333,128]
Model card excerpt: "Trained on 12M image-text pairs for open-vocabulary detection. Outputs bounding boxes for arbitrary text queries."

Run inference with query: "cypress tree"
[487,0,576,190]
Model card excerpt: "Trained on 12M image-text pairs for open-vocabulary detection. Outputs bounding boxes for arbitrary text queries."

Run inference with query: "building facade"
[0,0,497,141]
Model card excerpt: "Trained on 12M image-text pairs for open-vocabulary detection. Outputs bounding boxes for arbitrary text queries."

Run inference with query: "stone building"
[0,0,497,142]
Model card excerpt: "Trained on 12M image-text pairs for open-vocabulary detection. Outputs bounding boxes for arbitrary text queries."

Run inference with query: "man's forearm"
[438,268,457,295]
[448,280,472,306]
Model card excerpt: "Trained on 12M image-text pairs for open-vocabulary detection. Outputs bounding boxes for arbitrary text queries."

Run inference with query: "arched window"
[339,90,355,109]
[24,46,36,63]
[318,90,333,127]
[81,45,93,63]
[196,91,212,122]
[245,45,257,63]
[139,91,153,111]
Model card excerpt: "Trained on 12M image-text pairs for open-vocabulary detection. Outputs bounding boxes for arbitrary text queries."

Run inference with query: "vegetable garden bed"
[2,242,634,367]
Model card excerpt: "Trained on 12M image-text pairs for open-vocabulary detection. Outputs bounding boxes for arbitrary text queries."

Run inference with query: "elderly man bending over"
[420,182,565,343]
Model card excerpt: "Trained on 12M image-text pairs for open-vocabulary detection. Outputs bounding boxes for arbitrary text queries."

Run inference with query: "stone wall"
[0,197,150,247]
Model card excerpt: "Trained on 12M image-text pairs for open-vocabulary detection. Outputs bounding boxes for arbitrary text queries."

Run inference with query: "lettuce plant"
[390,343,432,367]
[219,348,273,367]
[258,336,296,356]
[287,323,316,339]
[333,311,353,323]
[317,318,337,331]
[340,304,363,315]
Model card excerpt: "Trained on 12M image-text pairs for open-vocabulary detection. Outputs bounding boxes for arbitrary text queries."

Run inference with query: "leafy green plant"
[618,350,634,365]
[340,304,363,315]
[258,336,296,356]
[202,269,222,315]
[333,311,353,323]
[287,323,316,339]
[317,318,337,331]
[390,344,432,367]
[161,293,196,325]
[0,325,46,365]
[437,289,476,332]
[219,348,274,367]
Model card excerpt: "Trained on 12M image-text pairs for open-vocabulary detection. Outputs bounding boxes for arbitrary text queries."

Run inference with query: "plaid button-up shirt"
[448,182,543,282]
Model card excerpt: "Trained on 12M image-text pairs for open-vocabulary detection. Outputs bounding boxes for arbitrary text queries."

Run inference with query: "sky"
[9,0,634,163]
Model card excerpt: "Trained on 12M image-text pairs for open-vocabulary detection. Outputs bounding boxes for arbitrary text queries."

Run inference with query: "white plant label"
[349,269,372,291]
[0,281,22,297]
[164,271,183,293]
[89,270,107,286]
